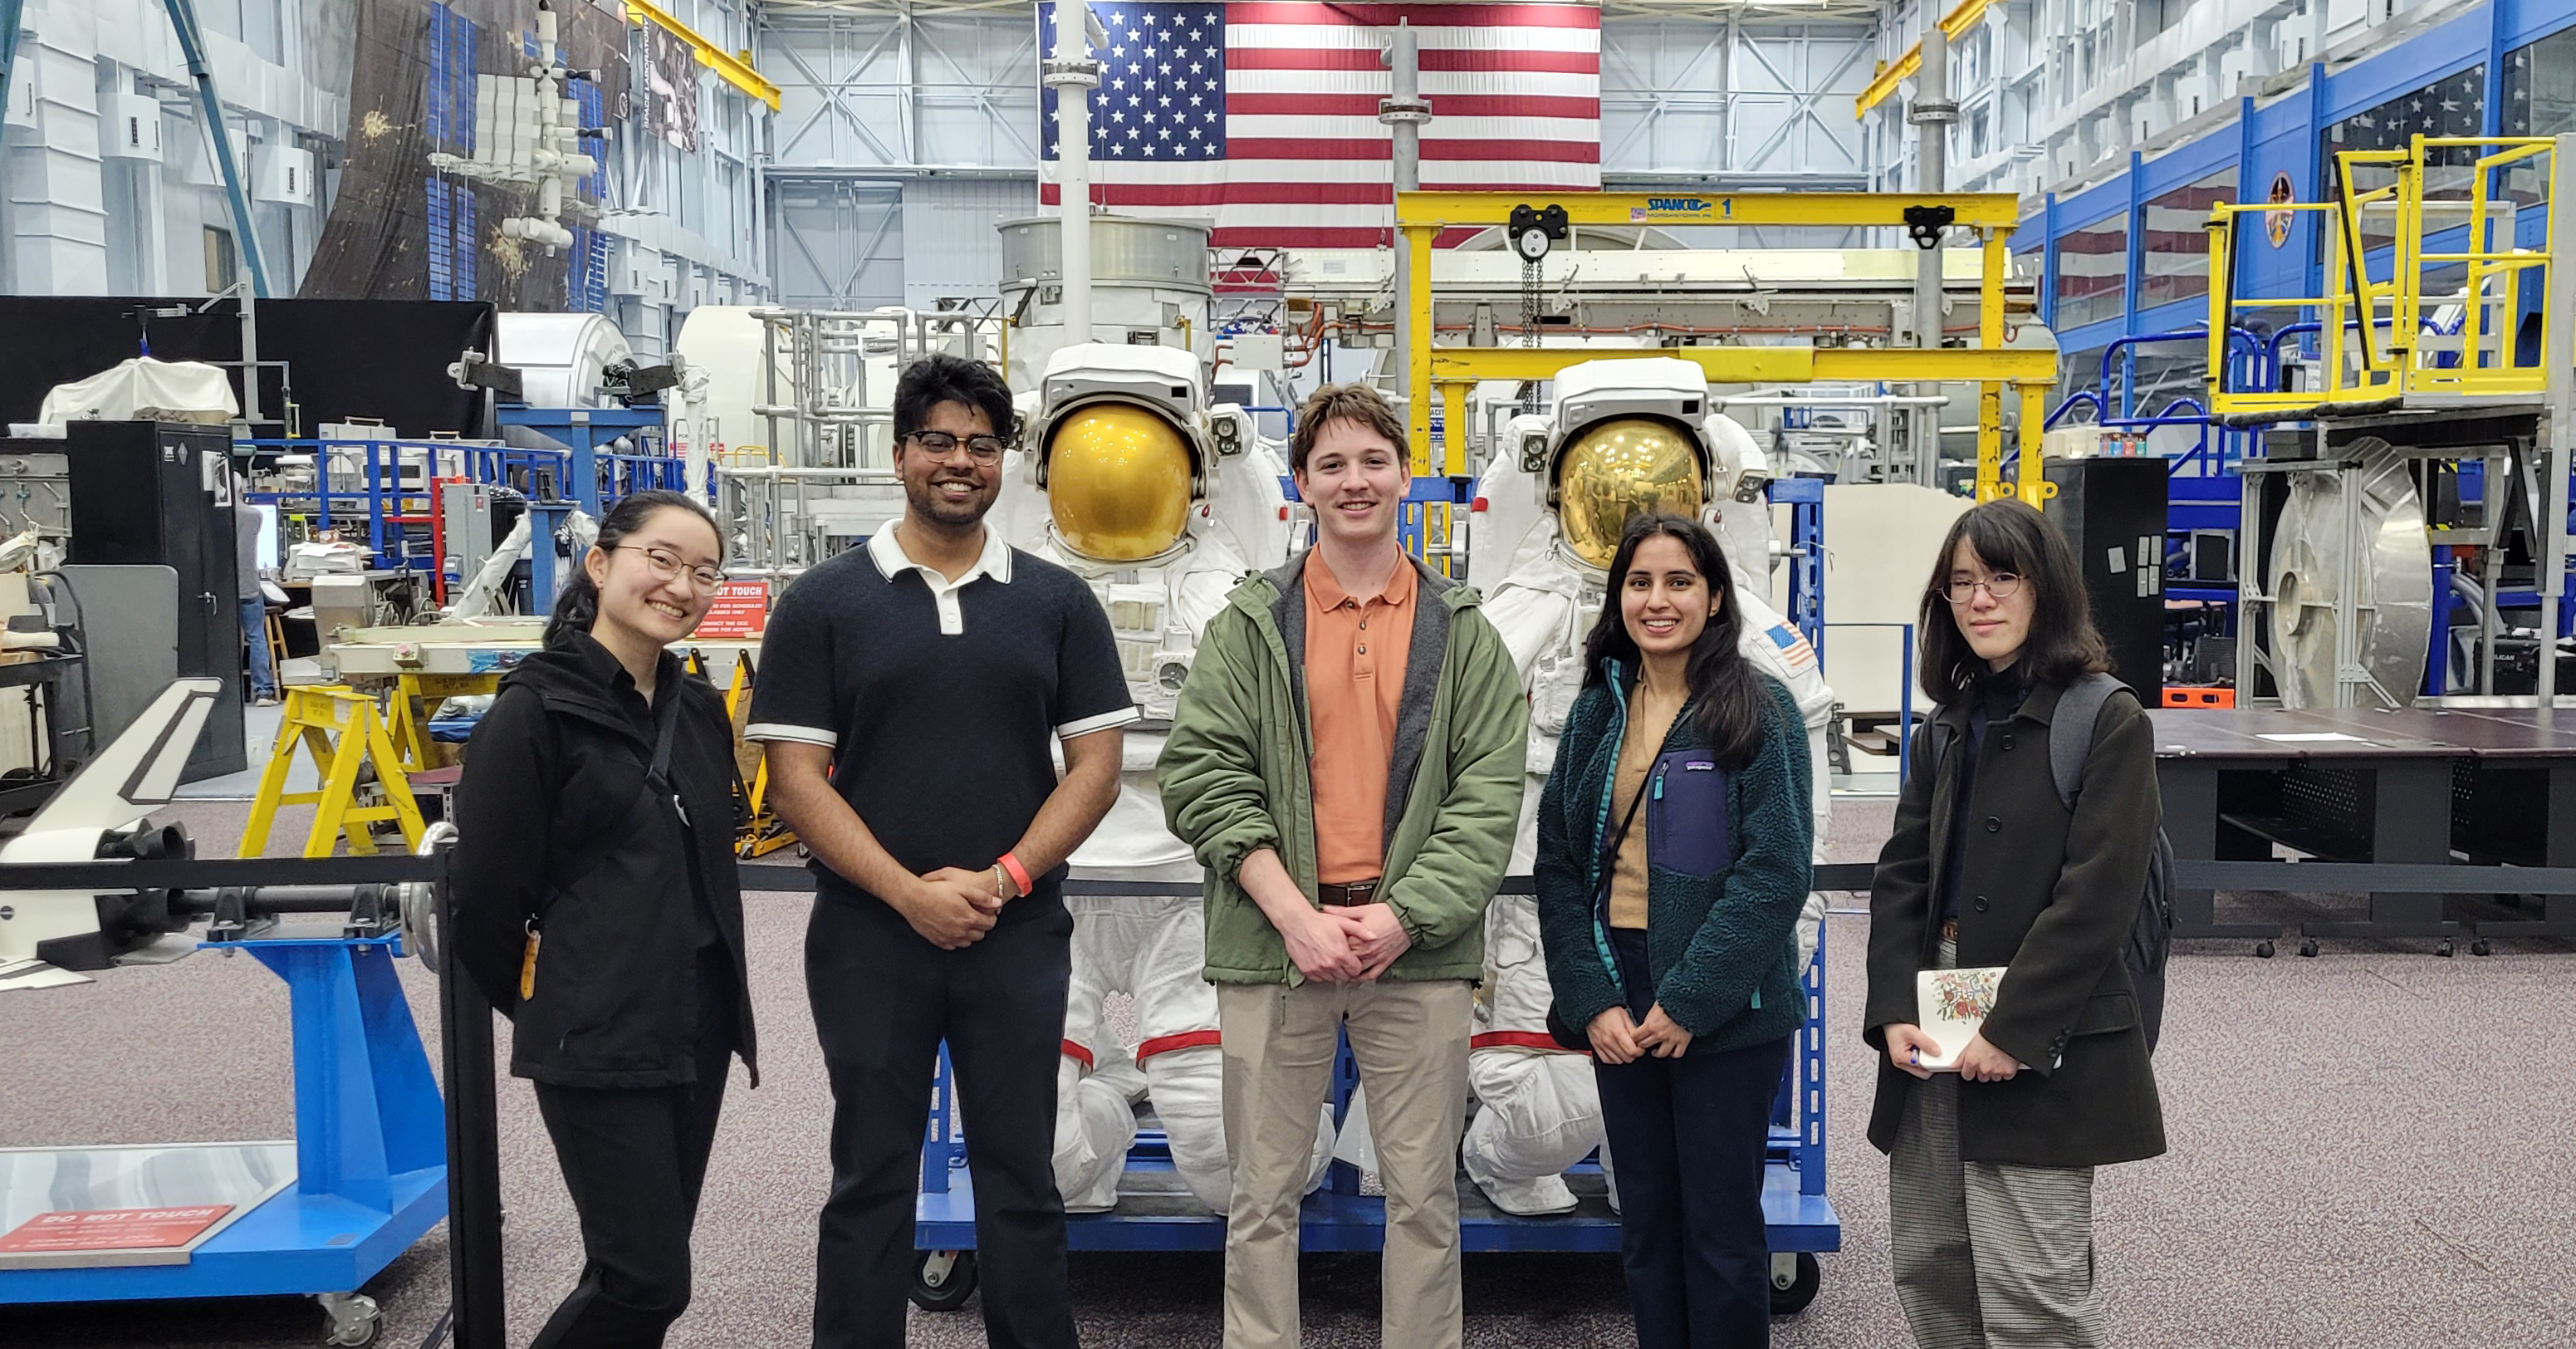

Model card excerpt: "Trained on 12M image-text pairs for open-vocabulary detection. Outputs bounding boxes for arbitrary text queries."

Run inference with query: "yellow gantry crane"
[1391,189,2058,505]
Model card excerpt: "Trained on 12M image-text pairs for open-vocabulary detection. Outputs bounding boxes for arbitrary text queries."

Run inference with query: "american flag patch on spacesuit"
[1766,622,1817,674]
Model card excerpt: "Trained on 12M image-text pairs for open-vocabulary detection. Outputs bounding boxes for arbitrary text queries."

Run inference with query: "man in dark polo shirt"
[748,353,1135,1349]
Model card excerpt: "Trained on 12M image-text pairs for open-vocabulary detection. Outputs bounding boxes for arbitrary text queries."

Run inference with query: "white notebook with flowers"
[1914,966,2010,1072]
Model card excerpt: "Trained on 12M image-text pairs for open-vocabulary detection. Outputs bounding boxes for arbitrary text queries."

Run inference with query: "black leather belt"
[1319,879,1382,906]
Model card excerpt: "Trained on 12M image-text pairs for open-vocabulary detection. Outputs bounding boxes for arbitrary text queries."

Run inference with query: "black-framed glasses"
[615,545,727,591]
[904,430,1008,464]
[1937,572,2023,604]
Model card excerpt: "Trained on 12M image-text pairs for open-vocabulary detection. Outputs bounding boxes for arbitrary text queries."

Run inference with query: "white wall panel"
[900,175,1036,311]
[766,9,1036,171]
[771,179,904,309]
[1599,16,1875,184]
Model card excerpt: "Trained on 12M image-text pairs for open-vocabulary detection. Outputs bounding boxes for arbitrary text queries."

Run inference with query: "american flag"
[1038,2,1601,248]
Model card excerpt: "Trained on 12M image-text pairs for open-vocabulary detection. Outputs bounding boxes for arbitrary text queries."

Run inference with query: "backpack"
[1916,672,2174,1053]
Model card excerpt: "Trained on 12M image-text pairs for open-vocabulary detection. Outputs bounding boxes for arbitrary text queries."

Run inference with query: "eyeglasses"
[904,430,1008,464]
[1937,572,2023,604]
[615,545,727,591]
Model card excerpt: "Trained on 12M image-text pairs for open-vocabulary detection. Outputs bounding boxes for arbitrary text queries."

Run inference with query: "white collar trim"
[868,522,1013,587]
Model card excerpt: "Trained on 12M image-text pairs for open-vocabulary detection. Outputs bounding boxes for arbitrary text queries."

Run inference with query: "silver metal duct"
[2267,436,2432,709]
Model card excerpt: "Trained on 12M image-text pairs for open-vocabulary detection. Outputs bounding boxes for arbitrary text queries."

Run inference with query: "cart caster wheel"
[1768,1251,1820,1317]
[2298,939,2319,958]
[2471,939,2492,957]
[315,1293,380,1347]
[2436,938,2456,958]
[2254,940,2275,959]
[909,1249,977,1312]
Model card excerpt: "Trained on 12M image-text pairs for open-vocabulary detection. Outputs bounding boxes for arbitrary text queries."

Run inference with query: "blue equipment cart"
[909,902,1839,1317]
[0,931,448,1347]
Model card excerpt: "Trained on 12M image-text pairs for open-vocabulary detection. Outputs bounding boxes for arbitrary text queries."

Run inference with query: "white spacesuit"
[1011,343,1331,1214]
[1462,358,1835,1216]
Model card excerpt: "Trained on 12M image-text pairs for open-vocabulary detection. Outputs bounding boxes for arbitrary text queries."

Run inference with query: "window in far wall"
[2053,213,2129,330]
[2321,64,2487,252]
[2501,27,2576,135]
[2139,167,2237,311]
[203,225,238,293]
[2499,29,2576,204]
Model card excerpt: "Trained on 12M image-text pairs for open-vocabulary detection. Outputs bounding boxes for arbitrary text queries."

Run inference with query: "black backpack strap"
[2046,673,2127,810]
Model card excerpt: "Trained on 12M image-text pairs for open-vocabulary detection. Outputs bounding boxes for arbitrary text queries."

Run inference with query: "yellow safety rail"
[1394,190,2055,507]
[2206,135,2565,419]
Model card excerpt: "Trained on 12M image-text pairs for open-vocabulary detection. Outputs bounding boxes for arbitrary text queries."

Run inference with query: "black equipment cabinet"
[65,420,246,780]
[2042,456,2167,709]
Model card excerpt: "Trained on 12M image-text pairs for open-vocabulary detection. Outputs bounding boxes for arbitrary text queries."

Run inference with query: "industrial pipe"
[1908,22,1953,489]
[1382,20,1431,392]
[1045,4,1104,344]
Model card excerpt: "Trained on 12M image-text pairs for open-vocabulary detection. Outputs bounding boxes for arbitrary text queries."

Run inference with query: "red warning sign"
[695,581,771,640]
[0,1204,233,1253]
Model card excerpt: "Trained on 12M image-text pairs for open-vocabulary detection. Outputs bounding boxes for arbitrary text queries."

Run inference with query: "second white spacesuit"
[1011,344,1332,1214]
[1460,358,1835,1216]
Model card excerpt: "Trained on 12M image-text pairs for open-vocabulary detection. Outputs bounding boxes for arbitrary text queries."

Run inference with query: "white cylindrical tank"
[496,311,634,410]
[673,305,778,465]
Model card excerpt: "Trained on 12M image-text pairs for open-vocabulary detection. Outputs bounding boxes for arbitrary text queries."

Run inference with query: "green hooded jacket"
[1157,552,1529,985]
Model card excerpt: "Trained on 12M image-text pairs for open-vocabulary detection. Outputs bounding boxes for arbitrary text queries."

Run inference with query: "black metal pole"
[433,842,507,1349]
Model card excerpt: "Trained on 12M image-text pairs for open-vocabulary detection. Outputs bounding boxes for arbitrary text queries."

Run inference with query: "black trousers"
[529,947,737,1349]
[806,889,1078,1349]
[1596,926,1793,1349]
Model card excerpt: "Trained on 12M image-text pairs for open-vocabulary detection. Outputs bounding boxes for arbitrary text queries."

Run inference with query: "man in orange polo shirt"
[1158,383,1528,1349]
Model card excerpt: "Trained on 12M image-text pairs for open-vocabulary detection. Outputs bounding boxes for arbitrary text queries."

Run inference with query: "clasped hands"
[1281,902,1413,983]
[899,863,1022,949]
[1585,1004,1694,1062]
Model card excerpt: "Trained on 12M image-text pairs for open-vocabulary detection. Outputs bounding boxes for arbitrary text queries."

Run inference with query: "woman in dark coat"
[453,489,757,1349]
[1863,498,2165,1349]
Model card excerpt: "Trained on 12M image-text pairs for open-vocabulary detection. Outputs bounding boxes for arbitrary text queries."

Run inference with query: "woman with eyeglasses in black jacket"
[453,489,757,1349]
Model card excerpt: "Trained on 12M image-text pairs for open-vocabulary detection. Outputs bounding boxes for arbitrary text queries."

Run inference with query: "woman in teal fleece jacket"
[1535,513,1814,1349]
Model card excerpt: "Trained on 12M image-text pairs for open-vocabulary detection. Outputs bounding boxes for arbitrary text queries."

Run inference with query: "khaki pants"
[1215,978,1473,1349]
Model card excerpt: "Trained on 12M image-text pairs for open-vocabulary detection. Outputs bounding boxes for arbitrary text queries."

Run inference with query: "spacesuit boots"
[1051,895,1333,1214]
[1463,895,1608,1215]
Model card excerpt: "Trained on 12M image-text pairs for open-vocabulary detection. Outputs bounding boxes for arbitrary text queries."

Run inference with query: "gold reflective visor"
[1555,418,1707,569]
[1047,403,1195,562]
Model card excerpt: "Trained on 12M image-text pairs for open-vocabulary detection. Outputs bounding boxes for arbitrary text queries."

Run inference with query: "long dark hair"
[1916,498,2109,704]
[1580,513,1769,768]
[543,489,723,649]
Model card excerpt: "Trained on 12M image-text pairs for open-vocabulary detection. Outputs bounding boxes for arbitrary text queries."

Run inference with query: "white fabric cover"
[37,358,238,425]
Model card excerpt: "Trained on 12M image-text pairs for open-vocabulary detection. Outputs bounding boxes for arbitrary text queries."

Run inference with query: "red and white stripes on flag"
[1038,2,1601,248]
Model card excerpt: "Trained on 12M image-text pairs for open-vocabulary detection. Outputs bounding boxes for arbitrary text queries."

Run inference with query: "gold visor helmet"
[1555,417,1707,569]
[1046,402,1196,562]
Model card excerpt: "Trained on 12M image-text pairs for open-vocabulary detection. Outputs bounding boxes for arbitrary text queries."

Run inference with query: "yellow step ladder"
[703,649,797,858]
[239,686,427,858]
[385,672,501,773]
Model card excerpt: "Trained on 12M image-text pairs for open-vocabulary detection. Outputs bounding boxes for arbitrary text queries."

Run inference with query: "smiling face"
[585,505,724,650]
[1620,532,1720,662]
[1946,537,2035,669]
[1292,416,1410,553]
[897,398,1002,530]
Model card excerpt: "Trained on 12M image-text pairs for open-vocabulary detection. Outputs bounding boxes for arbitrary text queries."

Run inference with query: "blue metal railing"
[239,438,572,571]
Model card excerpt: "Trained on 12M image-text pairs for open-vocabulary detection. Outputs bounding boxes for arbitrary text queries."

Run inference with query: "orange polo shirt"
[1304,549,1417,885]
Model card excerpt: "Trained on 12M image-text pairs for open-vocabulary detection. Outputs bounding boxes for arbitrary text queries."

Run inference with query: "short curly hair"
[1288,382,1408,474]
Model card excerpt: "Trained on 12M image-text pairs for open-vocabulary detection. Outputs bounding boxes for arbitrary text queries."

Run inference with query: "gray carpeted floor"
[5,794,2574,1347]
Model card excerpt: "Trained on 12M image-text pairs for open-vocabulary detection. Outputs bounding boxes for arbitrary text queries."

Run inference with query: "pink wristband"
[998,851,1034,897]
